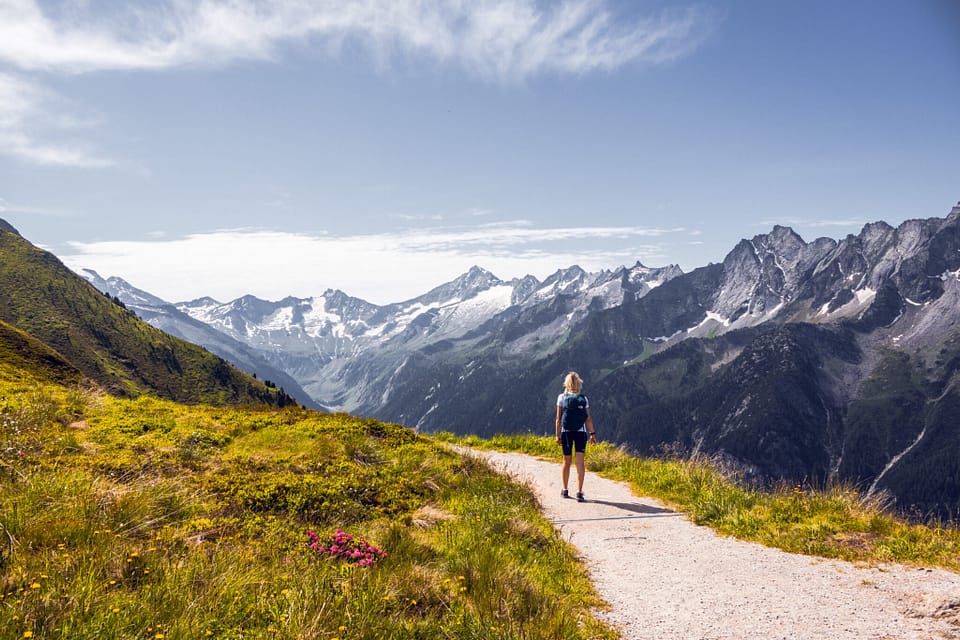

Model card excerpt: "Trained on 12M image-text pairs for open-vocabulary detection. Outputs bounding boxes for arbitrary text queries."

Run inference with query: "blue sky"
[1,0,958,304]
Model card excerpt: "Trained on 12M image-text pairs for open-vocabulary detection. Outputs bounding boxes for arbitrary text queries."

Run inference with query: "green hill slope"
[0,221,293,406]
[0,319,83,386]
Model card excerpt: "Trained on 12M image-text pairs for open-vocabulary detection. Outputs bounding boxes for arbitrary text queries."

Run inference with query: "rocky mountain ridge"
[82,202,960,517]
[154,262,682,409]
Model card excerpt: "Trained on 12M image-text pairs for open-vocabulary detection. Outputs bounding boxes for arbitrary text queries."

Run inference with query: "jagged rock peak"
[320,288,367,304]
[461,265,501,285]
[183,296,222,306]
[441,265,502,294]
[0,218,20,236]
[545,264,587,284]
[509,274,542,305]
[948,200,960,221]
[753,225,807,254]
[408,265,503,305]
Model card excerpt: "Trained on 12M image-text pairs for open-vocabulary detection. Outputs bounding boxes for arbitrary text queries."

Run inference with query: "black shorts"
[560,430,588,456]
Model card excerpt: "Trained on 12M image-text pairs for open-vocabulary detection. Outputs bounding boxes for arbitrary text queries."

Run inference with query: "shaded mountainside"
[0,222,296,407]
[0,319,84,386]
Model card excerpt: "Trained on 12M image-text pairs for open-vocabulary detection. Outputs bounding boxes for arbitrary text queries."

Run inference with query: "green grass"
[0,376,616,640]
[438,433,960,572]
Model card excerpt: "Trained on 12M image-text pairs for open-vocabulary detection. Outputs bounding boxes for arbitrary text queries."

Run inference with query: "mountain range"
[0,220,296,408]
[78,202,960,518]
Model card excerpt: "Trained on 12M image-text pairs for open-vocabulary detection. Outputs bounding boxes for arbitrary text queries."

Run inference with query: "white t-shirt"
[557,393,589,432]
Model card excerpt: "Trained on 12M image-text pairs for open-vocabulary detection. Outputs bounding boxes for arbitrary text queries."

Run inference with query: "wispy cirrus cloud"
[0,1,717,78]
[59,222,685,304]
[0,72,113,167]
[0,1,716,169]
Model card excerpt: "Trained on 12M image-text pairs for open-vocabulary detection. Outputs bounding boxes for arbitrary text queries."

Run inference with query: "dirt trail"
[470,449,960,640]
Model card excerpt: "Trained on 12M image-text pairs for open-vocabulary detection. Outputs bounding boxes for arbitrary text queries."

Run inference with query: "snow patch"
[685,311,730,335]
[854,287,876,304]
[650,330,683,343]
[261,306,295,332]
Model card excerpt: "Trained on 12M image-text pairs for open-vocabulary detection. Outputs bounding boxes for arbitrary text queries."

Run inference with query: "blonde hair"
[563,371,583,395]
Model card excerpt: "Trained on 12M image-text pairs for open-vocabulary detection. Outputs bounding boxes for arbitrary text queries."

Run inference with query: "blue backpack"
[561,393,588,431]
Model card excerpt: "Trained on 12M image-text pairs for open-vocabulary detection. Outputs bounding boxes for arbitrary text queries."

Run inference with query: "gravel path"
[470,449,960,640]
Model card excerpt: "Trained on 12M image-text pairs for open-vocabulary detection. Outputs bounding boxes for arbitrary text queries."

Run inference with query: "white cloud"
[0,72,113,167]
[0,1,716,78]
[0,1,716,169]
[59,222,684,304]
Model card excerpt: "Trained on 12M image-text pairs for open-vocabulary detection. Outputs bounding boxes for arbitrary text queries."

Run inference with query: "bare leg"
[562,455,572,489]
[575,452,586,491]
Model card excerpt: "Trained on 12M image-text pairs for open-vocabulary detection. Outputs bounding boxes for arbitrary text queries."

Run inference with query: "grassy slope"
[0,366,615,640]
[0,228,292,407]
[0,320,83,387]
[442,433,960,573]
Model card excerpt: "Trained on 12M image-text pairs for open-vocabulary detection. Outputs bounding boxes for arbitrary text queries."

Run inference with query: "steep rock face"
[803,210,960,322]
[711,227,836,323]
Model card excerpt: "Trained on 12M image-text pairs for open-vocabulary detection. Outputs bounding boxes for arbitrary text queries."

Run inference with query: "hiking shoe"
[576,491,585,502]
[561,489,570,499]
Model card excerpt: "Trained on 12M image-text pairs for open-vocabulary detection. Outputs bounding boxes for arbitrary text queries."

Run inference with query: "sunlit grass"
[437,432,960,572]
[0,378,616,640]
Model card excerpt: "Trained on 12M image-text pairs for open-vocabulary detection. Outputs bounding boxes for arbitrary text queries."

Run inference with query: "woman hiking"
[556,371,597,502]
